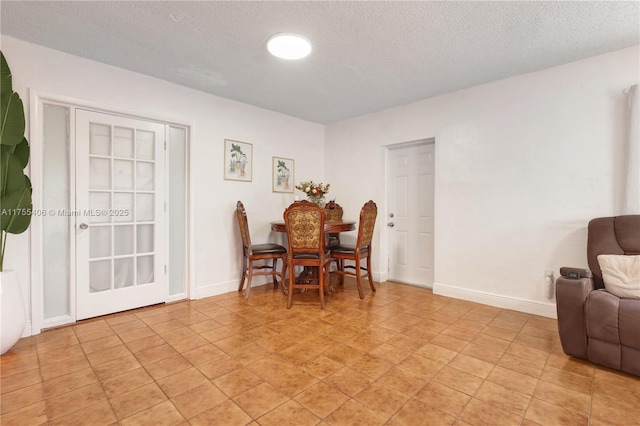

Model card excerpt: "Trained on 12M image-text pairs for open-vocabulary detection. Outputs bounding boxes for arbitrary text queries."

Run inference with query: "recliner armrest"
[556,275,594,301]
[559,267,592,279]
[556,271,595,359]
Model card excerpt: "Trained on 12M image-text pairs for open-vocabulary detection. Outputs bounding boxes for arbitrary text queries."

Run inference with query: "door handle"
[387,222,394,228]
[79,223,89,230]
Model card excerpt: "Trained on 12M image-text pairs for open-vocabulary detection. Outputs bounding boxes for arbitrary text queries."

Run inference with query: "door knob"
[79,223,89,229]
[387,222,395,228]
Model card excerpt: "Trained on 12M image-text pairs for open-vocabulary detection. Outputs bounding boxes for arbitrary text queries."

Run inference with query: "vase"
[307,195,325,206]
[1,271,26,354]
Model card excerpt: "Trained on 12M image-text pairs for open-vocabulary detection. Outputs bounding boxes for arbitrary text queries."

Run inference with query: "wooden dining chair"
[324,200,343,249]
[236,201,287,298]
[283,200,331,309]
[329,200,378,299]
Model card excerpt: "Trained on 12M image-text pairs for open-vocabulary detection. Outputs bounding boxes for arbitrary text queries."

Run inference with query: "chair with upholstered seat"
[283,201,331,309]
[236,201,287,298]
[329,200,377,299]
[324,200,343,249]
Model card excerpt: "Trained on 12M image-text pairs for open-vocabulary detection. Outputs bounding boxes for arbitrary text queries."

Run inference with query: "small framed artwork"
[272,157,294,193]
[224,139,253,182]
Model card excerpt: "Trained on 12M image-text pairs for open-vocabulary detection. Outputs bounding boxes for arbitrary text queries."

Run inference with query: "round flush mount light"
[267,33,312,60]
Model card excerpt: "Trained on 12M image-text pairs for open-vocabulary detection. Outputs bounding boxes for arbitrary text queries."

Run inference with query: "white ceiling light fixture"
[267,33,312,60]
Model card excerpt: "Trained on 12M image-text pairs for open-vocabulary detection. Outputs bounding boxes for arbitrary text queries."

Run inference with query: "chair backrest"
[324,201,343,222]
[356,200,378,249]
[236,201,252,253]
[284,200,326,254]
[587,215,640,289]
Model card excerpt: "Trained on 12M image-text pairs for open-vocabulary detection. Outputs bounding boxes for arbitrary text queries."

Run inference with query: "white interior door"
[75,110,166,320]
[387,142,435,287]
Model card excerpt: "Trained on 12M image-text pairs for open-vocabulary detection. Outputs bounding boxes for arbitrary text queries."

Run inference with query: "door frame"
[29,90,194,335]
[382,138,436,286]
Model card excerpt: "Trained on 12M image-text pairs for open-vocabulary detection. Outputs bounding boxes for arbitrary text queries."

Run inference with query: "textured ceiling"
[1,1,638,124]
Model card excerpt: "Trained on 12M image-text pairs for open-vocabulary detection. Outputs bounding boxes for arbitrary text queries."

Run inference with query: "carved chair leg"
[323,264,331,296]
[367,254,376,292]
[319,269,326,310]
[238,274,246,292]
[272,258,279,289]
[280,257,288,295]
[287,271,294,309]
[244,266,253,299]
[355,257,364,299]
[239,256,248,292]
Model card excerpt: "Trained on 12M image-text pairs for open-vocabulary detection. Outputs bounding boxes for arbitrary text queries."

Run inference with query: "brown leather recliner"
[556,215,640,376]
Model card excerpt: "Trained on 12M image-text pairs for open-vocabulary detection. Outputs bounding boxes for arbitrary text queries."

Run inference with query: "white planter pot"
[1,270,26,355]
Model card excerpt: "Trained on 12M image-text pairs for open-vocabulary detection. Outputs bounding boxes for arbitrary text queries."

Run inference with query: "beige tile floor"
[2,280,639,425]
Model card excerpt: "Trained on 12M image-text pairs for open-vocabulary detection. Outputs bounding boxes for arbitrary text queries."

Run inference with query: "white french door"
[75,110,166,320]
[387,142,435,287]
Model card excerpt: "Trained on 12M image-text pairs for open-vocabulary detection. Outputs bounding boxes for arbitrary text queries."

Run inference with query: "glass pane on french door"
[76,110,166,320]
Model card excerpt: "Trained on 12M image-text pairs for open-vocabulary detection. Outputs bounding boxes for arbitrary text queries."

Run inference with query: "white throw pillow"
[597,255,640,298]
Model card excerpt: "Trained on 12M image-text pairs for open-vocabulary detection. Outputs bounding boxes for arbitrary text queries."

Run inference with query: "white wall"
[2,36,324,331]
[325,46,639,317]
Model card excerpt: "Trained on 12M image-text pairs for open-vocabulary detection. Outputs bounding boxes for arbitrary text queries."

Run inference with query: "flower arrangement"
[295,180,330,203]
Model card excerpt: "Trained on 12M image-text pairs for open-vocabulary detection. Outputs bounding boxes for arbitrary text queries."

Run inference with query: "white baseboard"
[194,279,275,299]
[433,282,557,319]
[194,280,239,299]
[373,271,387,283]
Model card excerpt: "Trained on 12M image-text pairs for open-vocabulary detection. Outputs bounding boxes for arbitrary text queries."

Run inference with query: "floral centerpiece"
[295,180,330,204]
